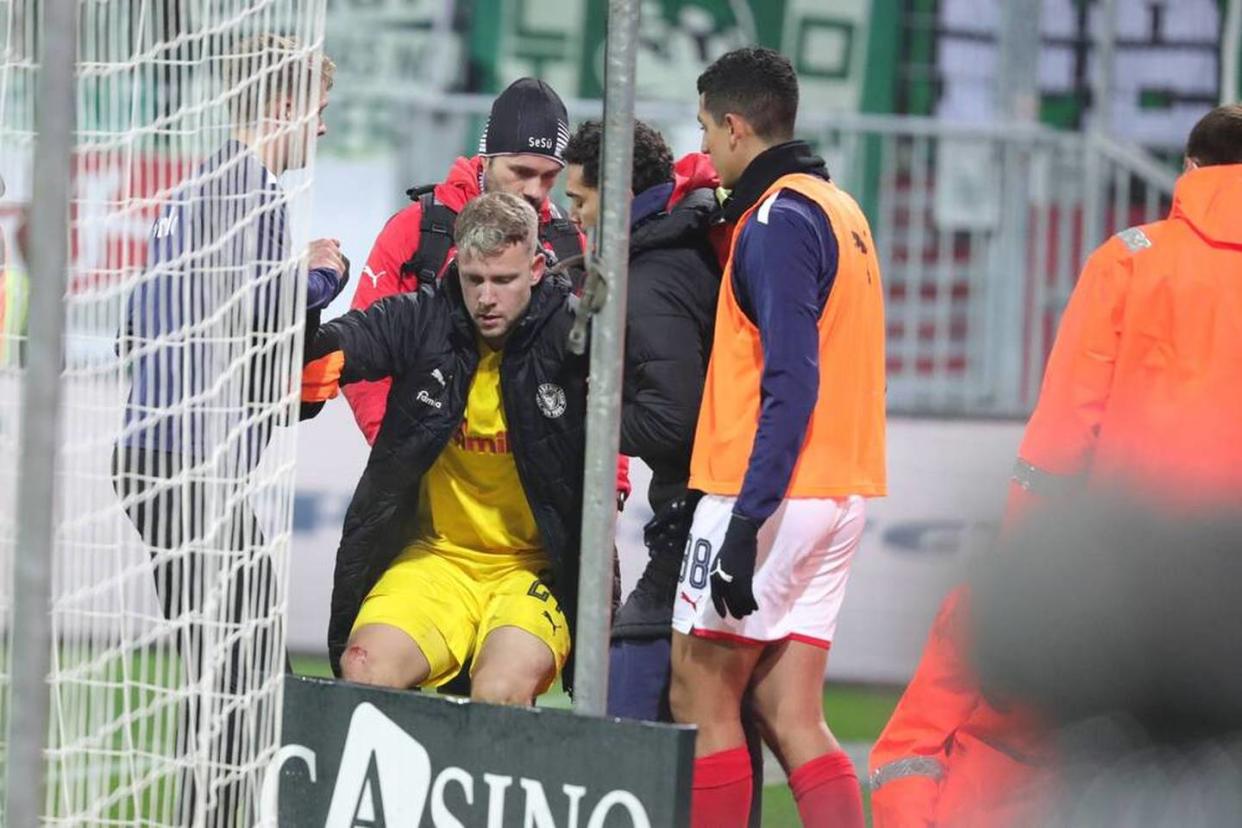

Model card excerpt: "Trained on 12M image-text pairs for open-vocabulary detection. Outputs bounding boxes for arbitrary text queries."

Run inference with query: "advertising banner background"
[289,406,1024,684]
[274,675,694,826]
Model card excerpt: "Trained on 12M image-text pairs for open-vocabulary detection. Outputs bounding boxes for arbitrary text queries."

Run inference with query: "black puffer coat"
[306,274,588,676]
[620,187,722,514]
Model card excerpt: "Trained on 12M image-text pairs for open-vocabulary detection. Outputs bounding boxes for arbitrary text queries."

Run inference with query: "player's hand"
[709,514,760,619]
[308,238,346,278]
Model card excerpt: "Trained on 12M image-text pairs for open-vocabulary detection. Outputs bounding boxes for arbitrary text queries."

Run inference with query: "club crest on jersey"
[536,383,566,419]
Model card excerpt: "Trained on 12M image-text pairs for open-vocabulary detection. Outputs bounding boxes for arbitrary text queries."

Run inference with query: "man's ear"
[1183,155,1200,173]
[724,112,746,148]
[530,249,546,284]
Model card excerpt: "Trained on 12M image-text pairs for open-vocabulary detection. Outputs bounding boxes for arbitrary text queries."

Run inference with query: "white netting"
[0,0,328,824]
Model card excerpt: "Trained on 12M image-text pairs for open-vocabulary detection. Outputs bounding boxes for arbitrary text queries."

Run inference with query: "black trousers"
[112,445,287,827]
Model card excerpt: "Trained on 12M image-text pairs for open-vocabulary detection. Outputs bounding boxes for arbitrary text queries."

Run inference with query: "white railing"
[376,95,1178,416]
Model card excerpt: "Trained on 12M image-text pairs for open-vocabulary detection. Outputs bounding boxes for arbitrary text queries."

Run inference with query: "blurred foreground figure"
[973,499,1242,827]
[871,104,1242,827]
[868,584,1052,827]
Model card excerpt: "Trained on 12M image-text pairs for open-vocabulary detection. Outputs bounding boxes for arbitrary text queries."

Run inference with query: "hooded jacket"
[1009,163,1242,514]
[621,154,723,513]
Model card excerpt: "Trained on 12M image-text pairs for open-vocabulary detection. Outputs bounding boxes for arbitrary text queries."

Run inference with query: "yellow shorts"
[351,543,571,691]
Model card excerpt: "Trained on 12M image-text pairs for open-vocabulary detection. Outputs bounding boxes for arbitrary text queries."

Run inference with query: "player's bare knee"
[670,673,736,732]
[340,644,374,684]
[342,644,408,689]
[759,701,834,757]
[471,671,537,706]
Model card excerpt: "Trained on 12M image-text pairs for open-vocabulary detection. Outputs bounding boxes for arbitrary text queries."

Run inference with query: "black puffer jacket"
[610,187,722,641]
[620,187,721,513]
[306,274,588,676]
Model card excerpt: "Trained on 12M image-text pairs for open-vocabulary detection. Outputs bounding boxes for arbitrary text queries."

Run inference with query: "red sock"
[788,750,864,828]
[691,746,752,828]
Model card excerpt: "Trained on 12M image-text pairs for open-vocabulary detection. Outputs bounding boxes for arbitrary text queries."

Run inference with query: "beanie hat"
[478,77,570,166]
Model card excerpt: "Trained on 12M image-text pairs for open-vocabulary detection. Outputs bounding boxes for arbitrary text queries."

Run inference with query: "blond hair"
[223,34,335,123]
[454,193,539,261]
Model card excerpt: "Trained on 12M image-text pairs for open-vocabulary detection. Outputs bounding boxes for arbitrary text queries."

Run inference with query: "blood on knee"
[340,645,371,682]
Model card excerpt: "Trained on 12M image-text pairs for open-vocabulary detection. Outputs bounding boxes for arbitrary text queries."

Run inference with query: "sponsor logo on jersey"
[451,417,510,454]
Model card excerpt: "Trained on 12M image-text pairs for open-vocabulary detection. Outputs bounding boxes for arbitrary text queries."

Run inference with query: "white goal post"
[0,1,329,824]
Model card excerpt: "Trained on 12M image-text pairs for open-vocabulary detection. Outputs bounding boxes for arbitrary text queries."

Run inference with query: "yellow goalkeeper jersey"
[410,341,544,559]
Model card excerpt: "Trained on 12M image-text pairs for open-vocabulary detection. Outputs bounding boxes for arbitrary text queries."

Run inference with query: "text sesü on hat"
[478,77,570,166]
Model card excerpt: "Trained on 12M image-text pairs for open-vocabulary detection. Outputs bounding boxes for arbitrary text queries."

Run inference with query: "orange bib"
[689,173,887,498]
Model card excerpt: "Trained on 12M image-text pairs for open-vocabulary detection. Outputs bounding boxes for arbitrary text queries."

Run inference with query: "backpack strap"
[540,204,586,292]
[405,182,436,201]
[399,191,458,289]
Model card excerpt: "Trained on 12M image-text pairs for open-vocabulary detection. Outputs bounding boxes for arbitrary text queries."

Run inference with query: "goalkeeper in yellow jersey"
[302,191,589,704]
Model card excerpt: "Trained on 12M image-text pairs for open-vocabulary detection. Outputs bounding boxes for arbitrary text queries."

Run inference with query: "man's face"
[458,241,546,348]
[281,80,330,171]
[564,163,600,231]
[483,154,563,212]
[697,94,742,189]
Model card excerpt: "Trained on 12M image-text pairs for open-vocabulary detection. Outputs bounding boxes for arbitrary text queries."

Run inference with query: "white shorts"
[671,494,866,648]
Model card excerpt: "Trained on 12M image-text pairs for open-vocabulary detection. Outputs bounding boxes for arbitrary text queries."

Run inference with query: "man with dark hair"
[695,44,799,143]
[869,104,1242,827]
[1185,102,1242,167]
[301,192,589,706]
[563,119,676,227]
[669,47,886,828]
[563,119,722,720]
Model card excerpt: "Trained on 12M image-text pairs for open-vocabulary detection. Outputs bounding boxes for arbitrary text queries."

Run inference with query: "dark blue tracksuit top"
[730,188,838,523]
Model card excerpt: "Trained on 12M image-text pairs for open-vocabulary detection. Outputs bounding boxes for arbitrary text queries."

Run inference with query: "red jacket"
[670,152,729,265]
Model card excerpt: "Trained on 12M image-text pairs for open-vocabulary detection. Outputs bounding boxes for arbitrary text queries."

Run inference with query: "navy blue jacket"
[723,142,839,522]
[120,139,343,462]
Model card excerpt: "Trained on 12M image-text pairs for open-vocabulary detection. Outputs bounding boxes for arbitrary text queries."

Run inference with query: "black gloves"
[709,513,761,619]
[612,492,701,639]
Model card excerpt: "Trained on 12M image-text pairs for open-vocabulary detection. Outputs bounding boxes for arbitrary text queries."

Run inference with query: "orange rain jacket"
[868,588,1050,828]
[1011,162,1242,513]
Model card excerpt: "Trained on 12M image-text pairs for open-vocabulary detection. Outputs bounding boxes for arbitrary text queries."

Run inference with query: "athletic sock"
[691,746,752,828]
[788,749,864,828]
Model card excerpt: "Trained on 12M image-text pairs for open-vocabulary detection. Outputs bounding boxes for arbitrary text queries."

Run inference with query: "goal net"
[0,0,328,824]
